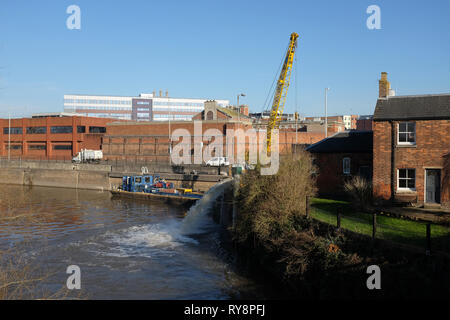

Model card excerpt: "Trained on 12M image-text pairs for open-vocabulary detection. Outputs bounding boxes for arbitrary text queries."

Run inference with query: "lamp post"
[8,113,10,161]
[168,98,172,165]
[237,93,246,122]
[295,112,298,149]
[325,88,330,138]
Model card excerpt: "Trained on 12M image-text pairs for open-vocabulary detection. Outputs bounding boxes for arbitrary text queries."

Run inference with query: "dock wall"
[0,160,225,191]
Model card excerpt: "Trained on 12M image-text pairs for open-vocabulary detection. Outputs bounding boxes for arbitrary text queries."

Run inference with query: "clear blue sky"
[1,0,449,118]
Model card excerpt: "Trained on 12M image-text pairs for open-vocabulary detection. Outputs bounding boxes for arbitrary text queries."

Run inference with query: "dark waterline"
[0,185,269,299]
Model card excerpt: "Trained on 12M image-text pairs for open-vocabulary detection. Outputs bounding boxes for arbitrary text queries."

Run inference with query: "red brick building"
[102,100,327,163]
[103,120,253,163]
[304,115,356,131]
[192,100,252,123]
[0,115,116,160]
[372,74,450,209]
[356,116,373,131]
[306,131,373,197]
[103,120,326,163]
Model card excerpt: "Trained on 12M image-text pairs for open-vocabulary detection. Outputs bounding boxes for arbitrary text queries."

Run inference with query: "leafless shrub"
[343,175,372,211]
[235,151,317,245]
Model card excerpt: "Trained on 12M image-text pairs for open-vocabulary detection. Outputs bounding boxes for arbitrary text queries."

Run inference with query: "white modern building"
[64,94,134,120]
[343,115,352,130]
[63,93,230,121]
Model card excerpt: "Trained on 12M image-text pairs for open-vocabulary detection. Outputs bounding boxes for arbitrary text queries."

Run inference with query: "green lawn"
[310,198,450,252]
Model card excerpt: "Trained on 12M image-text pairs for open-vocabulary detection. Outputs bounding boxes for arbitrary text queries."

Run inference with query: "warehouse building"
[0,115,116,160]
[102,101,326,163]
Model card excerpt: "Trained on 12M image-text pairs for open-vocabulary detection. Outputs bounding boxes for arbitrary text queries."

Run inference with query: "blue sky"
[0,0,449,118]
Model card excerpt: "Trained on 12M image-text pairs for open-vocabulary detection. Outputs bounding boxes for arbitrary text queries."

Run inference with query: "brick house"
[372,73,450,209]
[306,131,373,198]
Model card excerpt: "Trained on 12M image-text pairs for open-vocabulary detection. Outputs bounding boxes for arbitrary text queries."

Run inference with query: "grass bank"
[310,198,450,253]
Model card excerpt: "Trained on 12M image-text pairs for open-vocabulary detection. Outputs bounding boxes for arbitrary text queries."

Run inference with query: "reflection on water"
[0,185,264,299]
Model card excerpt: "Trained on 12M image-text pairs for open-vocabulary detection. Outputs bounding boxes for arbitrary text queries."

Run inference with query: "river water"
[0,184,268,299]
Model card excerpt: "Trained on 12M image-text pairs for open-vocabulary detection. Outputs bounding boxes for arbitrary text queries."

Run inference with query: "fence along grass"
[309,197,450,254]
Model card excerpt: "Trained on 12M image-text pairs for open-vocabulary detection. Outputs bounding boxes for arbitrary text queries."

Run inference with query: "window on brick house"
[398,122,416,145]
[398,169,416,190]
[343,157,351,175]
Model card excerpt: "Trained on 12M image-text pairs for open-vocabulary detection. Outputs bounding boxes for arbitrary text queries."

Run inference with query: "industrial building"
[102,101,325,163]
[304,115,357,130]
[0,115,116,160]
[356,115,373,130]
[64,92,229,121]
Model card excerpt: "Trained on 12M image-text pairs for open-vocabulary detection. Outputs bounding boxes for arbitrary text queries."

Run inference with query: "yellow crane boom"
[266,32,299,153]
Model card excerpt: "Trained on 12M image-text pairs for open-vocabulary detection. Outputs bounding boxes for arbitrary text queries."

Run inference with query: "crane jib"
[266,32,299,154]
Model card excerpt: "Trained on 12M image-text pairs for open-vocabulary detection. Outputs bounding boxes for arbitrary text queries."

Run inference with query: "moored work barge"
[111,174,204,205]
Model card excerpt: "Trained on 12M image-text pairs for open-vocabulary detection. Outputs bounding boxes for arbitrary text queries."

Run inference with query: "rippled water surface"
[0,185,266,299]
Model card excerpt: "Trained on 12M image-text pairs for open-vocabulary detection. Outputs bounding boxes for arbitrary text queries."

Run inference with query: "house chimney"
[159,90,162,97]
[165,90,169,97]
[379,72,391,98]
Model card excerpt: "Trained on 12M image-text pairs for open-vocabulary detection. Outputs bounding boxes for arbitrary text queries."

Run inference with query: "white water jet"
[180,179,233,235]
[100,179,233,257]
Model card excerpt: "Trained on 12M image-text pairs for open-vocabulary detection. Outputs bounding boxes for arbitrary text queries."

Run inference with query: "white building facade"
[64,95,134,120]
[343,115,352,130]
[64,93,229,121]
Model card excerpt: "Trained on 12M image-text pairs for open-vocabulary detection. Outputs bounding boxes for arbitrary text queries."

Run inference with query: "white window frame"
[343,157,351,175]
[397,168,416,191]
[398,122,416,145]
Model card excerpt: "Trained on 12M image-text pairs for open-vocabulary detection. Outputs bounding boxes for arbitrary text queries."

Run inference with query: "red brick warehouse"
[102,101,328,163]
[0,115,117,160]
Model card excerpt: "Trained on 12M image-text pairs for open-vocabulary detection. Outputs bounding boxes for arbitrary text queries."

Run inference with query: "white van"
[205,157,230,167]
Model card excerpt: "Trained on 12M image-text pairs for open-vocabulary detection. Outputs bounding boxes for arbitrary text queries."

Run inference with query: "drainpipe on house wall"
[390,120,395,202]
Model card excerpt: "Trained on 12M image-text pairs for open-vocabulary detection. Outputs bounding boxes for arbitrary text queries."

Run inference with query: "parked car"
[205,157,230,167]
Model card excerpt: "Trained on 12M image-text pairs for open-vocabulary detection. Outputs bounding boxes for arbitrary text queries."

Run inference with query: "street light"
[237,93,246,122]
[325,88,330,138]
[168,95,172,165]
[8,113,10,161]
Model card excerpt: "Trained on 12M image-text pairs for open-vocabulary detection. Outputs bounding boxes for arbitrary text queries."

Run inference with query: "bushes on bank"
[233,152,361,286]
[234,151,317,245]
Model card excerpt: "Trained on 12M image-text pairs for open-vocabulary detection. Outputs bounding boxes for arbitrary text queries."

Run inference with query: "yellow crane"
[266,32,299,153]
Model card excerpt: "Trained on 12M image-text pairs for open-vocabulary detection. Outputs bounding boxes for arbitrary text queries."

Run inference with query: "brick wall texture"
[373,119,450,209]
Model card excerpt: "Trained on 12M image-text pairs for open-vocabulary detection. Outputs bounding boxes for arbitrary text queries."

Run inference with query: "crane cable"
[261,42,290,118]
